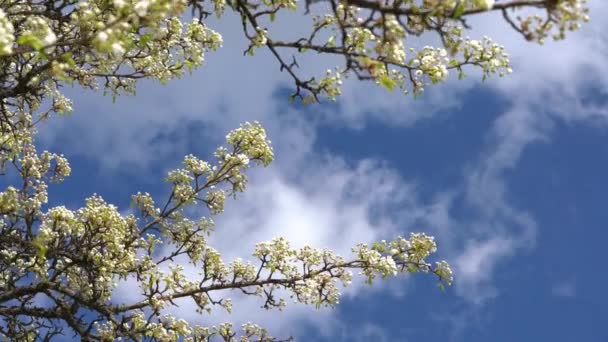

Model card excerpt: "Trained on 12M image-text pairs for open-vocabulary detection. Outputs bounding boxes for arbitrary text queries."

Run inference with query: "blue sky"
[34,2,608,341]
[316,87,608,341]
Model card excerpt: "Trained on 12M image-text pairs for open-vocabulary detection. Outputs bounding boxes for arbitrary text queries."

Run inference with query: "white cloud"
[211,160,404,258]
[436,2,608,307]
[551,280,577,299]
[454,237,514,304]
[333,322,391,342]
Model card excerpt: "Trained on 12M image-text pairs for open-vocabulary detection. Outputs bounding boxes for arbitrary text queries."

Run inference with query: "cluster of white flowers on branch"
[0,117,451,340]
[245,0,588,100]
[0,0,590,125]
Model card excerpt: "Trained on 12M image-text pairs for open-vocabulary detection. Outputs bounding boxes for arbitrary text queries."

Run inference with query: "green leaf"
[453,2,465,18]
[32,237,48,259]
[140,33,153,46]
[327,35,335,47]
[17,34,43,51]
[185,60,194,72]
[458,67,466,80]
[62,52,76,67]
[270,12,276,22]
[450,47,458,57]
[379,74,396,92]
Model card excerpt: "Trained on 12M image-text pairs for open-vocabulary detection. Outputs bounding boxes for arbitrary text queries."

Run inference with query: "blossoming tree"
[0,0,589,340]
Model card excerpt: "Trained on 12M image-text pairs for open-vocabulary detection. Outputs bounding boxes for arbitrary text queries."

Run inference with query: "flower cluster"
[0,113,451,340]
[0,9,14,55]
[252,27,268,47]
[21,15,56,48]
[423,0,494,12]
[154,123,273,220]
[345,27,376,54]
[246,0,587,102]
[248,235,451,308]
[434,260,454,285]
[311,69,343,102]
[518,0,589,43]
[225,121,274,166]
[413,46,450,84]
[206,189,226,214]
[184,154,212,176]
[475,0,495,11]
[0,187,19,215]
[0,0,224,114]
[462,37,512,77]
[132,192,160,217]
[167,168,196,203]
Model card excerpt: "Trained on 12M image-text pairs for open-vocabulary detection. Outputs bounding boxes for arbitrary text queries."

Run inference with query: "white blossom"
[0,9,14,55]
[476,0,494,10]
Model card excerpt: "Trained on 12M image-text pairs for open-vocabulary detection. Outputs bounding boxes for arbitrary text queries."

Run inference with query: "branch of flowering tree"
[0,237,450,339]
[0,0,589,132]
[114,256,449,313]
[0,119,452,340]
[233,0,586,102]
[342,0,548,17]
